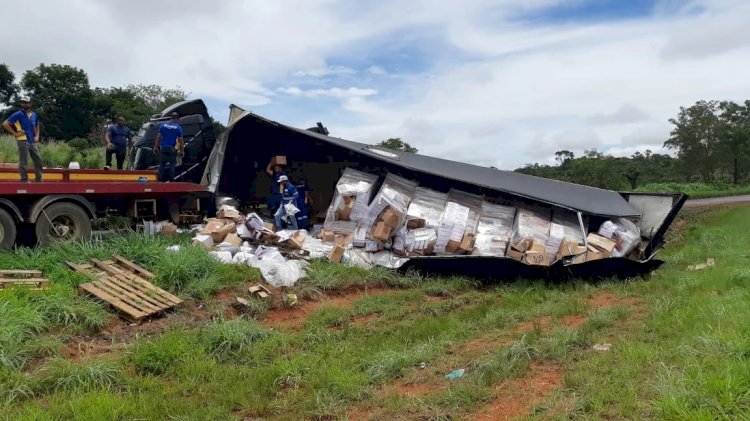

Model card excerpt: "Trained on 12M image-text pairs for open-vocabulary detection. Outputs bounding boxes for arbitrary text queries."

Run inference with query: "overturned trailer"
[202,104,685,279]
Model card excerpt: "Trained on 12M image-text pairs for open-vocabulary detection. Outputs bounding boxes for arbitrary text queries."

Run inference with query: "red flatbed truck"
[0,167,209,250]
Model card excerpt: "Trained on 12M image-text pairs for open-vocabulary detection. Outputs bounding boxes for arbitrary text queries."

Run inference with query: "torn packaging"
[406,218,426,230]
[373,222,393,241]
[217,205,242,220]
[281,230,307,249]
[365,240,384,252]
[202,218,225,234]
[159,221,177,236]
[329,245,345,263]
[211,222,236,243]
[380,206,402,229]
[458,233,475,254]
[586,233,616,255]
[192,234,214,250]
[223,233,242,247]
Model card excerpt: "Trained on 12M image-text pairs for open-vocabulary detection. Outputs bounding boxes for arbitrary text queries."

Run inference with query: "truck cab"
[131,99,217,184]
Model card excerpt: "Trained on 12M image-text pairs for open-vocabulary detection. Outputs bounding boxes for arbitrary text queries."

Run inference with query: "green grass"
[1,206,749,419]
[638,181,750,199]
[0,135,104,169]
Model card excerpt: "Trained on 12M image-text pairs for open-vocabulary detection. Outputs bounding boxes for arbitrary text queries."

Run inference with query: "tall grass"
[0,135,104,169]
[38,358,123,393]
[638,181,750,199]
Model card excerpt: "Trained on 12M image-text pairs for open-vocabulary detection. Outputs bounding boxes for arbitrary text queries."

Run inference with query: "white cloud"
[2,0,749,170]
[277,87,378,98]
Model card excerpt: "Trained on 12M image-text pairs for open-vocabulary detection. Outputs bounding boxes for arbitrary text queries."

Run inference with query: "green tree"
[377,137,418,153]
[21,63,95,140]
[123,84,187,115]
[0,63,19,106]
[212,120,226,138]
[554,150,574,166]
[664,100,722,182]
[718,100,750,185]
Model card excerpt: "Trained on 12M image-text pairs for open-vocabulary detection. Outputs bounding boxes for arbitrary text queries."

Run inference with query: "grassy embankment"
[0,206,749,419]
[638,181,750,199]
[0,135,104,169]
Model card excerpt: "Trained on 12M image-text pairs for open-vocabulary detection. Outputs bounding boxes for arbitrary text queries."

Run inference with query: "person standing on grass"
[153,112,184,182]
[104,116,132,170]
[274,175,299,230]
[2,97,43,182]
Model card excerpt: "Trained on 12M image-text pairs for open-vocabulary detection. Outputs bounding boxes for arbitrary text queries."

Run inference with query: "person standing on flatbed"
[104,116,132,170]
[153,112,184,182]
[2,97,43,182]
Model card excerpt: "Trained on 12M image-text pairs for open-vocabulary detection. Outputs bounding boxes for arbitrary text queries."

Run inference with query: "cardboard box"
[202,218,225,235]
[458,233,475,253]
[523,250,550,266]
[380,207,401,229]
[318,230,336,242]
[557,239,585,258]
[223,233,242,247]
[445,239,460,253]
[372,222,392,241]
[329,245,345,263]
[365,240,384,252]
[406,218,426,230]
[264,222,276,232]
[217,205,242,220]
[586,233,616,254]
[260,231,280,244]
[510,238,532,253]
[192,234,214,250]
[211,221,236,243]
[158,221,177,236]
[271,155,287,166]
[506,247,524,260]
[528,240,546,254]
[335,233,352,247]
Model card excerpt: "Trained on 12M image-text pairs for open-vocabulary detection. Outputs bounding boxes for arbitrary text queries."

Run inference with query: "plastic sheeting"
[473,202,516,257]
[598,218,641,258]
[435,189,482,255]
[510,207,552,249]
[545,210,586,260]
[364,173,419,232]
[324,168,379,233]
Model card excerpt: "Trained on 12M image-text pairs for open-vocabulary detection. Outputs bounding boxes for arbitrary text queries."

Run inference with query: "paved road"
[684,194,750,208]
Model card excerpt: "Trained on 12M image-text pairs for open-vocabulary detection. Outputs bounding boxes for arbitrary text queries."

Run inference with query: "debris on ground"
[687,257,716,271]
[0,269,50,290]
[592,343,612,352]
[68,256,182,322]
[248,284,272,299]
[445,369,466,380]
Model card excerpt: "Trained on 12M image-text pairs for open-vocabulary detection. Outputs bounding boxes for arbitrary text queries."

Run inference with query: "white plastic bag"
[252,259,309,287]
[284,202,300,216]
[209,251,233,264]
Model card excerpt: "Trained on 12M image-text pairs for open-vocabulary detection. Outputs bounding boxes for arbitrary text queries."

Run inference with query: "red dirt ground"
[473,361,563,421]
[562,314,587,329]
[589,291,641,309]
[515,316,551,334]
[460,337,514,355]
[264,288,392,328]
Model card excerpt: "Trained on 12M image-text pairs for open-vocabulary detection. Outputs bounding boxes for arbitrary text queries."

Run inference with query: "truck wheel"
[36,202,92,246]
[0,208,17,250]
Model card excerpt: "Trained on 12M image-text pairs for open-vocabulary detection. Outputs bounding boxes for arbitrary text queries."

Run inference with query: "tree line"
[515,100,750,189]
[0,63,190,144]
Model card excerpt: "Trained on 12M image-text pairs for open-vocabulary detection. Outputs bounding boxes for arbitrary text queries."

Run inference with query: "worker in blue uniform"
[274,175,299,230]
[294,178,311,229]
[265,161,286,214]
[2,97,43,182]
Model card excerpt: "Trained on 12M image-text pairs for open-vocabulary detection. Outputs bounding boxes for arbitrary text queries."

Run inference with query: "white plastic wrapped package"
[300,237,334,259]
[598,218,641,258]
[324,168,379,231]
[370,251,410,269]
[232,252,257,265]
[406,228,438,254]
[435,189,482,254]
[545,210,587,261]
[363,173,418,231]
[209,251,233,264]
[406,188,448,228]
[473,202,516,257]
[252,259,309,287]
[510,207,551,248]
[253,245,286,262]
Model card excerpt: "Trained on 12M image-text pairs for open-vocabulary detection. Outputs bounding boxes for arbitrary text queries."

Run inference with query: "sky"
[2,0,750,169]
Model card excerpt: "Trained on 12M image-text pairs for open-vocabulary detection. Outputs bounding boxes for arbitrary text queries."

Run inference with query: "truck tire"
[0,208,17,250]
[35,202,92,246]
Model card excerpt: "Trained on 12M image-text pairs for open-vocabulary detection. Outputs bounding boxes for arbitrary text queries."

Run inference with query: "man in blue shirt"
[104,116,132,170]
[153,112,184,182]
[2,97,43,182]
[274,175,299,230]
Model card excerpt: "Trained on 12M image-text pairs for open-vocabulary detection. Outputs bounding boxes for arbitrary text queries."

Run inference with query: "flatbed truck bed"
[0,167,209,249]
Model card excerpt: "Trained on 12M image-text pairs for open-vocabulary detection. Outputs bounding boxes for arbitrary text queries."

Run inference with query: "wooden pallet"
[68,256,182,321]
[0,270,50,290]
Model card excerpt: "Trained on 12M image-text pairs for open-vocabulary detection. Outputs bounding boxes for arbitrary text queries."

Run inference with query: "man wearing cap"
[2,97,43,182]
[153,112,184,182]
[104,116,132,170]
[274,175,299,230]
